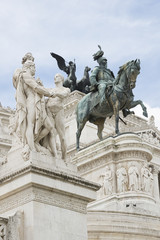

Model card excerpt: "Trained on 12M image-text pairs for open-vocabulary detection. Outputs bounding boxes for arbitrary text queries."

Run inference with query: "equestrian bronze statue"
[76,46,148,150]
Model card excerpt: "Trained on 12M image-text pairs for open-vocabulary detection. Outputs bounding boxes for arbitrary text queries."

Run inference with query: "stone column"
[111,162,117,194]
[152,166,160,201]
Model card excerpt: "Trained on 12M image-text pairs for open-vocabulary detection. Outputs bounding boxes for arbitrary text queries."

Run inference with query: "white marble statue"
[101,166,113,195]
[148,115,155,127]
[116,167,128,193]
[128,165,139,191]
[12,53,72,161]
[44,73,70,160]
[141,164,154,194]
[148,167,154,195]
[13,55,54,152]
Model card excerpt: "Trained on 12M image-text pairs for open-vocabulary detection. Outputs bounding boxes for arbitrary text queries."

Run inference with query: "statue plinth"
[72,133,160,239]
[0,150,100,240]
[5,145,77,177]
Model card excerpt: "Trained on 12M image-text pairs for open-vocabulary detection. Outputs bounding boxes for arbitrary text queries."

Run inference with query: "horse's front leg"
[113,102,120,135]
[115,113,120,134]
[76,119,87,151]
[129,100,148,117]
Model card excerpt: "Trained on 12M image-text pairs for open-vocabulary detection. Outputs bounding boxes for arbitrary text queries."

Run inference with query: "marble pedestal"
[73,133,160,240]
[0,148,100,240]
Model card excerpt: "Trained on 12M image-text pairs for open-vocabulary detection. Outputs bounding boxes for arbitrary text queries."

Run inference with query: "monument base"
[87,211,160,240]
[0,150,100,240]
[72,133,160,240]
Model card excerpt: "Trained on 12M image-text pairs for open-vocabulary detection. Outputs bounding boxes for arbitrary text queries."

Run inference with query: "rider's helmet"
[97,56,107,65]
[93,45,107,65]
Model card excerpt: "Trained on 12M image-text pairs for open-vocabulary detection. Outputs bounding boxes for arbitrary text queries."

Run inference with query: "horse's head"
[85,66,91,72]
[125,59,140,89]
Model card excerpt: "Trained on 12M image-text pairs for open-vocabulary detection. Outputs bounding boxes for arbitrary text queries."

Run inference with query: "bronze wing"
[50,52,69,75]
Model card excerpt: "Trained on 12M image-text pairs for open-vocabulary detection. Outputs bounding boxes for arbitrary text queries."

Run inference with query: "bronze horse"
[76,66,91,93]
[63,61,77,91]
[76,59,148,150]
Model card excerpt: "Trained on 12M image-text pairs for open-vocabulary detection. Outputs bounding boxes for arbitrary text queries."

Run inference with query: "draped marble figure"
[12,53,69,160]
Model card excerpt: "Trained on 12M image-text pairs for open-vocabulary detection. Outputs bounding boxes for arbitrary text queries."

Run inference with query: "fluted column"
[152,166,160,201]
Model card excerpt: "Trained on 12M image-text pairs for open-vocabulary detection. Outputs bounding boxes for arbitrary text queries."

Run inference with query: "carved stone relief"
[141,164,154,194]
[100,166,113,196]
[98,162,155,198]
[138,131,160,147]
[116,167,128,193]
[0,224,6,240]
[128,165,139,191]
[6,211,24,240]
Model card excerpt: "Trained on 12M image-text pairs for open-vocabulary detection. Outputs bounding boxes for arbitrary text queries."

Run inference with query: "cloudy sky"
[0,0,160,129]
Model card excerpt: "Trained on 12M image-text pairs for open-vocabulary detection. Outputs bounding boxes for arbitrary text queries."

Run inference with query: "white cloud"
[134,103,160,130]
[0,0,160,114]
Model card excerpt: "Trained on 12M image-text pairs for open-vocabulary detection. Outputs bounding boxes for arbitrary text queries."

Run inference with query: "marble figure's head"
[22,52,34,64]
[23,61,35,76]
[54,73,64,84]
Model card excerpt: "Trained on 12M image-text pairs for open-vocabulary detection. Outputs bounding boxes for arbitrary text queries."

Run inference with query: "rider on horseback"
[90,46,115,105]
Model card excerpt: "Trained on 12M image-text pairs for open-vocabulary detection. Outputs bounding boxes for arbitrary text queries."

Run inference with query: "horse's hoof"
[143,111,148,118]
[97,135,103,141]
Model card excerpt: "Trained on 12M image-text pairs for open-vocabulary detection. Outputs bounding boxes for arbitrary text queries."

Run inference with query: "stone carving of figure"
[148,115,155,127]
[128,165,139,191]
[153,136,160,146]
[12,54,55,152]
[44,73,70,160]
[142,132,149,142]
[22,52,34,64]
[141,164,154,194]
[149,167,154,195]
[116,167,128,193]
[148,131,154,143]
[101,166,113,195]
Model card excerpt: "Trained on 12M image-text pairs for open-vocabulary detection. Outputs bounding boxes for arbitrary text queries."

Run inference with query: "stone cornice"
[0,164,100,192]
[72,133,153,174]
